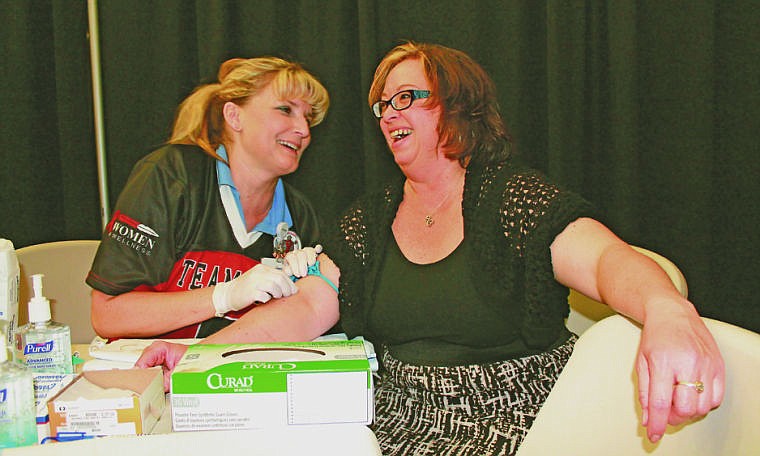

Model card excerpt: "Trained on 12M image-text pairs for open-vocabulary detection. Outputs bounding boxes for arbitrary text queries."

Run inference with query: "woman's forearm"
[90,288,216,338]
[551,217,697,325]
[93,253,340,342]
[596,243,697,325]
[203,278,340,344]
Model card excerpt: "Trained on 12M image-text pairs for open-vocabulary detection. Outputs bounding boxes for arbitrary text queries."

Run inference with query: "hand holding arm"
[92,263,298,338]
[282,244,323,277]
[135,253,341,391]
[212,263,298,316]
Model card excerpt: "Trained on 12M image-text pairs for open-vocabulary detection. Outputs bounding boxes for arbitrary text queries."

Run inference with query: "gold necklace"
[405,174,464,228]
[424,191,453,227]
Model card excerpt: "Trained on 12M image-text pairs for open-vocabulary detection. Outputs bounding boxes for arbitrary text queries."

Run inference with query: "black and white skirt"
[371,335,577,455]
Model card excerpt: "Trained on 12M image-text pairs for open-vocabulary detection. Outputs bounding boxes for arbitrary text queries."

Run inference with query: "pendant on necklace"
[425,215,434,227]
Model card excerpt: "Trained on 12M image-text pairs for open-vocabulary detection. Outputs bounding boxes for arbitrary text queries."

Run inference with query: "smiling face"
[226,82,312,178]
[379,58,442,171]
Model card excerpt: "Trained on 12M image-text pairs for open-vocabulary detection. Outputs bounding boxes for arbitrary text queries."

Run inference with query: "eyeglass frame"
[371,89,431,119]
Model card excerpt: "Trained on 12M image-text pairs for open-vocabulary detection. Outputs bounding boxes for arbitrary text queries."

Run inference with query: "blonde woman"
[88,57,329,340]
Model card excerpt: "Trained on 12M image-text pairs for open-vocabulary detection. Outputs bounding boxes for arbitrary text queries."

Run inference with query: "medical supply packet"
[47,367,165,437]
[170,340,373,431]
[0,238,19,348]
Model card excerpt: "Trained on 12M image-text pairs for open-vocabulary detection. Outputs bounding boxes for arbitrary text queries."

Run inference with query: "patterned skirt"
[371,335,577,456]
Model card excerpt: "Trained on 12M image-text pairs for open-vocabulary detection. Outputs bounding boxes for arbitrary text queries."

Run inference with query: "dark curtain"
[2,0,758,332]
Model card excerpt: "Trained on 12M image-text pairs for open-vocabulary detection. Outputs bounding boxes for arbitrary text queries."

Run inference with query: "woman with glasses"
[138,42,724,455]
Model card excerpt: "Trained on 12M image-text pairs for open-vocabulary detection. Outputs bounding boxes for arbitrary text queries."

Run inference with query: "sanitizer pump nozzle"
[28,274,51,324]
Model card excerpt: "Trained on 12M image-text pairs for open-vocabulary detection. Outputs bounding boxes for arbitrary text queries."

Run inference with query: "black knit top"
[325,158,596,359]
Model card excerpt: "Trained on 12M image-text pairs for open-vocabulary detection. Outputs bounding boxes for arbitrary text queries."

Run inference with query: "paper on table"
[85,333,377,372]
[85,337,200,370]
[316,333,378,372]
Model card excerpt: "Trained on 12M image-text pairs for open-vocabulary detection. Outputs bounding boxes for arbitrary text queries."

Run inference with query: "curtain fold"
[1,0,758,331]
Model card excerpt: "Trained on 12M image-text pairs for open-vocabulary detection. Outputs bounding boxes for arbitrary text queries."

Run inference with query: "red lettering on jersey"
[134,251,262,339]
[164,251,257,291]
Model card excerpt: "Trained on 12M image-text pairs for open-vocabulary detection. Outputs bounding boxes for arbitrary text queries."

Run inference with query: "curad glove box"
[170,339,374,431]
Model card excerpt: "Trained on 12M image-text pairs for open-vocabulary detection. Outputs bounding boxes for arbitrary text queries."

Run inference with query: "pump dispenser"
[0,329,37,448]
[13,274,73,429]
[27,274,52,324]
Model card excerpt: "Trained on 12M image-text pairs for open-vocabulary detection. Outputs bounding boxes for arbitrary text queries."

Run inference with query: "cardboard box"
[46,367,165,437]
[35,373,77,443]
[170,340,373,431]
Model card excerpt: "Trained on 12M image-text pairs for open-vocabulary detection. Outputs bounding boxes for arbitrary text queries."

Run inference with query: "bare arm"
[202,253,340,344]
[135,253,340,390]
[92,260,299,339]
[91,287,216,339]
[551,217,724,443]
[550,217,688,322]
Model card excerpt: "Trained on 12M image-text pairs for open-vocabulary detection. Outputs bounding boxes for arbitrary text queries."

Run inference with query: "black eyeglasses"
[371,89,431,119]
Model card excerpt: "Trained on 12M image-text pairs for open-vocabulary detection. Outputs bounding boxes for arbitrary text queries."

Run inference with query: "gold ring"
[676,381,705,393]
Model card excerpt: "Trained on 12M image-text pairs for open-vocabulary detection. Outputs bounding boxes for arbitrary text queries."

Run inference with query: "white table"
[3,424,383,455]
[7,345,383,455]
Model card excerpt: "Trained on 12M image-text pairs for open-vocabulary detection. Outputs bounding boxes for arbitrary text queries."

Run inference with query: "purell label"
[0,387,7,403]
[24,340,54,355]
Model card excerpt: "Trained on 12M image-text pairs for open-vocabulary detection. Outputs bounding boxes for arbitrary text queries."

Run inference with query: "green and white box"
[170,340,373,431]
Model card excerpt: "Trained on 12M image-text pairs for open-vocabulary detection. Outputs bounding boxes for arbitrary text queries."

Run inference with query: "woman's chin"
[276,155,301,175]
[390,147,415,168]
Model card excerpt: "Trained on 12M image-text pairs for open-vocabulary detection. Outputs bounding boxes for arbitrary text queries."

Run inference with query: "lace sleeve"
[323,185,393,339]
[495,168,596,346]
[336,205,369,266]
[499,172,561,257]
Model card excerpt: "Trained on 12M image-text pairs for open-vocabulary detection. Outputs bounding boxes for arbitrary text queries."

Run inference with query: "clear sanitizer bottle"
[13,274,73,414]
[0,329,37,448]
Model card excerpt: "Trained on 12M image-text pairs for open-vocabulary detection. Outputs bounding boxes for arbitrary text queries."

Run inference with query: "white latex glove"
[282,244,323,278]
[212,263,298,317]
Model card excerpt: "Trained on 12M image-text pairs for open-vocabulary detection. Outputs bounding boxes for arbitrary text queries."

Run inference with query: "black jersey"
[86,144,321,338]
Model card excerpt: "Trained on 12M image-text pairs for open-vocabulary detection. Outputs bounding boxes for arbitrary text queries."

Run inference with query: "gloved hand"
[212,263,298,317]
[283,244,323,278]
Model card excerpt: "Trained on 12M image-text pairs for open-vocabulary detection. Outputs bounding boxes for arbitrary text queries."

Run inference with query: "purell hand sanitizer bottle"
[13,274,73,426]
[0,329,37,448]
